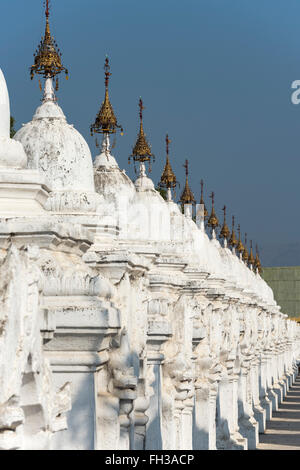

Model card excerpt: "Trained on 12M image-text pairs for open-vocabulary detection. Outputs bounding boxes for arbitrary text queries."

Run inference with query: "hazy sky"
[1,0,300,266]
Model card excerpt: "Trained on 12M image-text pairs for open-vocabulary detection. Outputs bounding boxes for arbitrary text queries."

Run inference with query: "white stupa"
[15,78,99,213]
[0,69,27,169]
[0,68,49,216]
[91,58,135,206]
[14,7,100,214]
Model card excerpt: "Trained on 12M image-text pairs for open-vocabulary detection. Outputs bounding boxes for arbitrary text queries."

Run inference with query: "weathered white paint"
[0,68,27,169]
[0,69,10,137]
[14,79,100,213]
[0,68,299,451]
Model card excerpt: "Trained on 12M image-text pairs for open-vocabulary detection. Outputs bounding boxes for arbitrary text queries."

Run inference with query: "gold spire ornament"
[207,191,219,231]
[200,179,208,219]
[236,224,244,255]
[158,134,179,200]
[229,215,238,248]
[242,233,249,263]
[30,0,68,88]
[220,206,230,241]
[90,57,123,139]
[129,98,154,170]
[179,159,196,207]
[248,240,255,268]
[254,245,262,274]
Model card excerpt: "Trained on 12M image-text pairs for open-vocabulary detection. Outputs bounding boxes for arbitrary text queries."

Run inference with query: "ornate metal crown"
[30,0,68,87]
[90,57,123,136]
[159,135,178,190]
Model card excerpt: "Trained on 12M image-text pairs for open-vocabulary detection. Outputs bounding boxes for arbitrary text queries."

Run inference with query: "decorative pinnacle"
[158,134,178,191]
[242,233,249,262]
[199,179,208,218]
[184,159,189,178]
[229,215,238,247]
[236,224,244,253]
[207,191,219,229]
[139,97,144,121]
[30,0,68,85]
[90,57,123,138]
[254,244,262,273]
[220,205,230,240]
[248,240,255,266]
[179,159,196,205]
[166,134,171,155]
[104,56,111,89]
[45,0,49,17]
[130,98,154,165]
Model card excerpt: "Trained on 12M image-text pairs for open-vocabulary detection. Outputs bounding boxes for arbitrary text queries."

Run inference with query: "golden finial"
[90,57,123,138]
[200,179,208,218]
[158,134,178,192]
[129,98,154,169]
[242,233,249,263]
[248,240,255,267]
[179,159,196,206]
[166,134,170,154]
[236,224,244,254]
[229,215,238,248]
[207,191,219,230]
[254,244,262,274]
[30,0,69,87]
[220,206,230,240]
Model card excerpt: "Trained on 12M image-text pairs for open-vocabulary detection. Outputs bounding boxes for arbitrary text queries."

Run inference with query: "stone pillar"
[284,343,293,389]
[277,343,288,398]
[193,384,218,449]
[119,397,135,450]
[251,357,266,433]
[145,317,172,450]
[237,364,259,449]
[272,349,284,405]
[108,329,138,450]
[50,354,99,450]
[173,379,194,450]
[133,377,150,450]
[266,350,278,412]
[145,357,163,449]
[216,364,247,450]
[95,366,120,451]
[259,353,272,421]
[181,399,194,450]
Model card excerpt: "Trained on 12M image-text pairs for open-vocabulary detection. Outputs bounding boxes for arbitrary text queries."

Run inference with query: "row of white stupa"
[1,61,300,451]
[0,67,276,305]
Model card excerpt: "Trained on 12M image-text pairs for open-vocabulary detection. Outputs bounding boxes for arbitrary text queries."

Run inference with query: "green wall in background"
[262,266,300,318]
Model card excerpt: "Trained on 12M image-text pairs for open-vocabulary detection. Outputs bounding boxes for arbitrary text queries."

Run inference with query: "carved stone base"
[267,388,278,412]
[260,396,272,421]
[253,405,266,433]
[216,432,248,450]
[238,415,259,449]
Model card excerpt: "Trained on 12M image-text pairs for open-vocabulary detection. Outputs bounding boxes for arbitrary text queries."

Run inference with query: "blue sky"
[1,0,300,266]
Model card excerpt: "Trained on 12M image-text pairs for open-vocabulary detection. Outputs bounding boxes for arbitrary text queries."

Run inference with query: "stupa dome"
[14,79,98,212]
[0,69,27,169]
[93,135,135,205]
